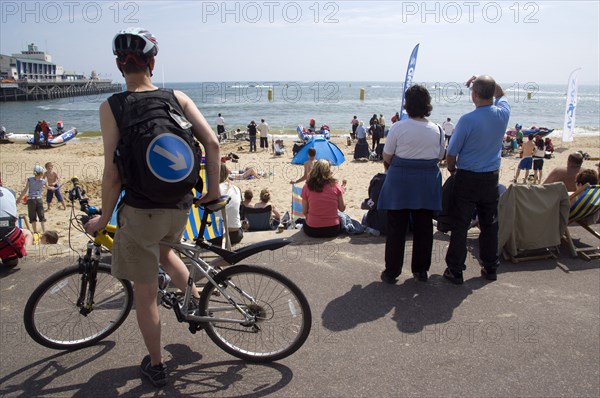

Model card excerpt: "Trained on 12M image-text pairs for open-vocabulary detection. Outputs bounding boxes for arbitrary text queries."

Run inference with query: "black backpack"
[108,89,203,205]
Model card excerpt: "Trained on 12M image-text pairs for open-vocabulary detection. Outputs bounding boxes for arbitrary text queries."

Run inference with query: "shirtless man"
[290,147,316,184]
[543,152,583,191]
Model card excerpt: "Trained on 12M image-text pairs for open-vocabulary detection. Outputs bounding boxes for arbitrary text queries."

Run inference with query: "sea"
[1,81,599,139]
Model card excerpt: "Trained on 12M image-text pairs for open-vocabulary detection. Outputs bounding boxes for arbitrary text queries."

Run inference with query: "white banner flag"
[562,68,582,142]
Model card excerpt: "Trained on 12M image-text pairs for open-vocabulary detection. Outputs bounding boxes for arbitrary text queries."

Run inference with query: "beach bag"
[338,211,365,235]
[108,89,203,204]
[0,227,26,261]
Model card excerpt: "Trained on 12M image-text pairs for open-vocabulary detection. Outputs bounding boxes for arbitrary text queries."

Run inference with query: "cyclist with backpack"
[84,28,220,388]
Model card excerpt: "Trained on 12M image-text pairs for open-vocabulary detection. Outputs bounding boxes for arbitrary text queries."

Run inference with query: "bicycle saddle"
[199,195,231,213]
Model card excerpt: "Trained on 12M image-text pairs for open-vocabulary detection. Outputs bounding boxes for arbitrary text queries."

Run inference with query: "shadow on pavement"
[0,341,293,398]
[322,277,487,334]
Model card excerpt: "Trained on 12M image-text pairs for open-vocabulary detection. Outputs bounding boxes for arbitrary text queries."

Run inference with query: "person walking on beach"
[443,75,510,284]
[290,147,316,184]
[513,134,535,183]
[43,162,66,210]
[378,85,445,284]
[532,135,546,184]
[442,117,454,145]
[215,113,225,138]
[350,116,359,139]
[17,165,55,235]
[355,121,367,144]
[379,114,386,135]
[41,120,51,147]
[84,27,220,388]
[247,120,258,152]
[33,121,42,149]
[369,119,382,152]
[257,118,269,151]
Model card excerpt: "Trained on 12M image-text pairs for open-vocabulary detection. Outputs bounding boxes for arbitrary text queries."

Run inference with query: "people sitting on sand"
[254,188,281,226]
[242,189,254,208]
[569,169,599,206]
[216,164,244,245]
[543,152,583,191]
[361,161,388,235]
[290,147,316,184]
[273,139,285,156]
[229,167,261,180]
[301,159,346,238]
[23,229,59,246]
[544,137,554,153]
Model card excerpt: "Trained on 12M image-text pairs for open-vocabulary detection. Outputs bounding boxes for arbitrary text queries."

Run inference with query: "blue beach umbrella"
[291,136,346,166]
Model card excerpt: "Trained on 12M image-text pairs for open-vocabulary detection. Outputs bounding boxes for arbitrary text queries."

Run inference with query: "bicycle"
[23,178,312,362]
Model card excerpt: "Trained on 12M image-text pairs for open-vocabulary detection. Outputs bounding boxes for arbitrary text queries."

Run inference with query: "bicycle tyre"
[23,263,133,350]
[198,265,312,362]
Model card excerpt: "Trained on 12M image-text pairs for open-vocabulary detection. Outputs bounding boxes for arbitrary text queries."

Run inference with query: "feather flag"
[562,68,582,143]
[400,44,420,121]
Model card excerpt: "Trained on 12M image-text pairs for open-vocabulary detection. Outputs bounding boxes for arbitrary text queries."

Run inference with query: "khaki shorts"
[112,204,189,283]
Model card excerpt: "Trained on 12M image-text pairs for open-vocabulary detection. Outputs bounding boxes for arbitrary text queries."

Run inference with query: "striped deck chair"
[564,183,600,260]
[291,184,304,227]
[182,158,223,242]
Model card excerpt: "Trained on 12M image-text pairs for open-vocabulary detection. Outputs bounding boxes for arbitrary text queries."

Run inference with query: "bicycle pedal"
[188,322,204,334]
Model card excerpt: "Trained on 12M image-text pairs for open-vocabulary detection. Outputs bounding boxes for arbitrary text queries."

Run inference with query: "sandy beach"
[1,134,599,247]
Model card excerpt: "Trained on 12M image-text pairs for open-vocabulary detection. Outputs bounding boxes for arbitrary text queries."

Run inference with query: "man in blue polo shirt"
[443,75,510,284]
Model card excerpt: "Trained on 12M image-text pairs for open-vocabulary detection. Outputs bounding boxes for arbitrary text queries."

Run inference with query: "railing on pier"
[0,79,123,102]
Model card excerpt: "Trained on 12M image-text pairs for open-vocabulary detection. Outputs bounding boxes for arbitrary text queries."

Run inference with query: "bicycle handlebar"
[68,177,100,217]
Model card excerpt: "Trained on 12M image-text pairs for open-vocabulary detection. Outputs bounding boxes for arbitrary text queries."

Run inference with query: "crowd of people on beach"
[2,26,599,390]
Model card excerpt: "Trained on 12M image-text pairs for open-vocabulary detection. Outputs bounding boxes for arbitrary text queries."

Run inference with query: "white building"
[0,44,84,81]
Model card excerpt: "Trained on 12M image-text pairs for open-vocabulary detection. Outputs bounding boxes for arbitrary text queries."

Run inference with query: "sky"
[1,0,599,85]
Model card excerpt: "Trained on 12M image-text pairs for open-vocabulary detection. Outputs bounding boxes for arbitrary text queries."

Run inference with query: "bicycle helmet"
[515,123,522,129]
[33,165,44,174]
[112,27,158,57]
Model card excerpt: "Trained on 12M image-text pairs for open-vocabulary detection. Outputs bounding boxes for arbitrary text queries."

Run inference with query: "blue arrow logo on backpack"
[146,133,194,183]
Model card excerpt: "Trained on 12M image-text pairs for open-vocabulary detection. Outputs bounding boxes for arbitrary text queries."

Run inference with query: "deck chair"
[183,158,224,242]
[563,184,600,260]
[243,205,274,231]
[499,182,570,263]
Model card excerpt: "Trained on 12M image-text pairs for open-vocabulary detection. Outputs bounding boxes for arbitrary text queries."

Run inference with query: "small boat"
[26,127,78,147]
[506,127,554,138]
[47,127,78,147]
[6,133,34,144]
[297,125,331,141]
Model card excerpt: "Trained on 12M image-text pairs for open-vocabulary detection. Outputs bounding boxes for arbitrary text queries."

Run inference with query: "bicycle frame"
[160,198,291,326]
[162,237,291,326]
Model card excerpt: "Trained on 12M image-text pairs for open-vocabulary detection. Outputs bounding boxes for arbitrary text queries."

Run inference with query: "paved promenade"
[1,227,599,397]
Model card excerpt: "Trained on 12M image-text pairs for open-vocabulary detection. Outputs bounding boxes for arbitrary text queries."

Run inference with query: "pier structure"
[0,79,122,102]
[0,43,121,102]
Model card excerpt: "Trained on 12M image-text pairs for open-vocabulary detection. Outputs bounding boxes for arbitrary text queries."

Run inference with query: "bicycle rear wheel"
[198,265,311,362]
[23,263,133,350]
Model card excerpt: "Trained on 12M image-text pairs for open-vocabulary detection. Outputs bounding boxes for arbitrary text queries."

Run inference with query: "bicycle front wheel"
[199,265,312,362]
[23,263,133,350]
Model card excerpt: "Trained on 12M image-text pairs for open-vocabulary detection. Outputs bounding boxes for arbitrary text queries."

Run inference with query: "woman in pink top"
[301,160,346,238]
